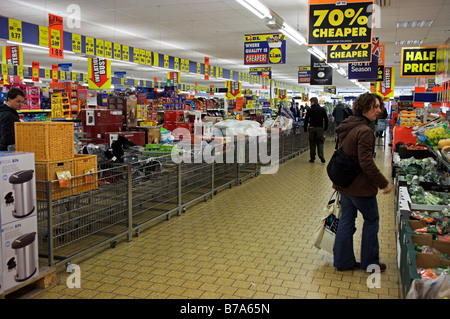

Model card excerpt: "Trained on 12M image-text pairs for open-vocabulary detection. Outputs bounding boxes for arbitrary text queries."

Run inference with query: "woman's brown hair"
[352,92,378,116]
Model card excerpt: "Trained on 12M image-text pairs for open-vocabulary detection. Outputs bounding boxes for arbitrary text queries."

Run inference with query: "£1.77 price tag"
[308,0,373,45]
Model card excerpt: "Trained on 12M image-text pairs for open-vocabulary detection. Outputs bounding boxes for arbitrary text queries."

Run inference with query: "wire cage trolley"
[36,127,310,267]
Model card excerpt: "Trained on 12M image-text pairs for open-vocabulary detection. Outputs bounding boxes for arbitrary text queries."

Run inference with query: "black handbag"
[326,148,361,187]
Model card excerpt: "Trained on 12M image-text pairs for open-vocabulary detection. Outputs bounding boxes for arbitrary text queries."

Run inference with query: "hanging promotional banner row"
[1,16,299,92]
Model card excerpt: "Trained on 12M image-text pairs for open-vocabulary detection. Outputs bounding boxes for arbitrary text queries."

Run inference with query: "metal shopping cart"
[375,119,389,147]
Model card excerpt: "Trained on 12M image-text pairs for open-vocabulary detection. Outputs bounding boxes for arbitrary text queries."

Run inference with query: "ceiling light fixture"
[397,20,433,28]
[278,23,306,46]
[337,68,347,76]
[328,63,338,69]
[236,0,272,19]
[395,40,424,45]
[307,47,326,60]
[6,40,46,50]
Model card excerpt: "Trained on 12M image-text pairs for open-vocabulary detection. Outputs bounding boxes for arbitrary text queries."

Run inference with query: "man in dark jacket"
[304,97,328,163]
[0,88,25,151]
[332,101,349,127]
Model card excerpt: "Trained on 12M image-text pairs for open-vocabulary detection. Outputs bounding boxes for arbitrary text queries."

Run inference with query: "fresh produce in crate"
[401,158,445,185]
[415,217,450,235]
[417,267,449,280]
[418,122,450,148]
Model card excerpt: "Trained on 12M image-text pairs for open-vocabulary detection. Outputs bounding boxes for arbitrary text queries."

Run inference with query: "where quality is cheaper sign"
[308,0,374,45]
[401,47,437,77]
[244,33,286,65]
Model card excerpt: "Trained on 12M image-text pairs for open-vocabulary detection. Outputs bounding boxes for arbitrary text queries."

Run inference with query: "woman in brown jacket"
[333,93,392,272]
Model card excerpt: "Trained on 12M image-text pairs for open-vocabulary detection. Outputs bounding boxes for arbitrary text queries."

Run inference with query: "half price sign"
[308,0,374,45]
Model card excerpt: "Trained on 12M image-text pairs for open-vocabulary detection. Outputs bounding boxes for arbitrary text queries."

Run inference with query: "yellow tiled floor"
[34,138,400,299]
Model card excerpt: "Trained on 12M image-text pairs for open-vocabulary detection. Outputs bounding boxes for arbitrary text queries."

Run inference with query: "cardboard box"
[1,215,39,292]
[0,152,37,226]
[130,126,161,144]
[413,233,450,267]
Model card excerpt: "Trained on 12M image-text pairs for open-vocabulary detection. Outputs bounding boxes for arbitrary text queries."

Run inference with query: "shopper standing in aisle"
[304,97,328,163]
[331,101,349,127]
[0,88,25,151]
[332,92,392,273]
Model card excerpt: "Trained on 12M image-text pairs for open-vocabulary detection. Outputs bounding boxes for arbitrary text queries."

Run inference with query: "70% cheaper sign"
[308,0,374,45]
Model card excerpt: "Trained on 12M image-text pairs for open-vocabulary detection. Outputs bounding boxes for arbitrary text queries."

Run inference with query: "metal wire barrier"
[36,127,310,267]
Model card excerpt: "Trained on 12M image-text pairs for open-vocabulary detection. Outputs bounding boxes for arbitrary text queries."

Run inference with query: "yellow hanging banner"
[39,26,49,47]
[8,19,22,42]
[72,34,82,53]
[85,37,95,55]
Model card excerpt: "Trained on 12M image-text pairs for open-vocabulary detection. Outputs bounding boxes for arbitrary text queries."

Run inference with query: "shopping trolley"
[375,119,389,147]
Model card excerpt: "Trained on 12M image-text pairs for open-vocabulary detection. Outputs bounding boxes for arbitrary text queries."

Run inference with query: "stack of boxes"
[103,95,145,147]
[81,109,123,145]
[49,83,86,119]
[0,152,39,294]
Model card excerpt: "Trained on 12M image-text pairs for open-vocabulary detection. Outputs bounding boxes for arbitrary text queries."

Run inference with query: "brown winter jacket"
[332,115,389,197]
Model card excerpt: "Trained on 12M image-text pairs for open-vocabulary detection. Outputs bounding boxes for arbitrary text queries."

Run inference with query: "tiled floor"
[34,138,400,299]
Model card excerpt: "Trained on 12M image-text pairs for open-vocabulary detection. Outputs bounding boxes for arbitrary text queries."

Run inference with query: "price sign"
[122,45,129,61]
[114,43,122,60]
[327,43,371,63]
[8,19,22,42]
[96,39,104,57]
[72,34,82,53]
[39,26,49,47]
[145,51,152,65]
[308,0,374,45]
[49,14,64,59]
[32,61,39,82]
[104,41,113,59]
[85,37,95,55]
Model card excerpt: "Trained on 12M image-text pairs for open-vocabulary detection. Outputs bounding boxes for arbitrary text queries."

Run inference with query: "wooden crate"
[35,159,73,200]
[15,122,74,161]
[72,154,98,195]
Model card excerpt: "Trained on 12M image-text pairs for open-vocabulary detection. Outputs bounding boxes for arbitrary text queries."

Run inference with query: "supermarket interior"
[0,0,450,304]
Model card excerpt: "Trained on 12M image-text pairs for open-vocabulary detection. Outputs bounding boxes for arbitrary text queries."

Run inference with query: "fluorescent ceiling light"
[7,41,47,50]
[337,68,346,76]
[236,0,272,19]
[307,47,326,60]
[395,40,423,45]
[278,23,306,46]
[328,63,338,69]
[397,20,433,28]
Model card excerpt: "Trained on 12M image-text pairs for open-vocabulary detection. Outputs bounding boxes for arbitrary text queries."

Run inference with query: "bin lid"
[8,170,34,184]
[11,232,36,249]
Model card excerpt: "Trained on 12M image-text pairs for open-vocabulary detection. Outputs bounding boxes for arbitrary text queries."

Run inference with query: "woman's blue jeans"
[333,192,380,269]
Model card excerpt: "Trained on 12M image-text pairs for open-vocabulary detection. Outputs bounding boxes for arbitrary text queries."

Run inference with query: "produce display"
[415,245,450,260]
[409,185,450,206]
[416,120,450,149]
[417,267,450,280]
[399,158,446,185]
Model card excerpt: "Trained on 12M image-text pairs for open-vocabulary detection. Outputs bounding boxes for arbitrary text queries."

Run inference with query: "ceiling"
[1,0,449,96]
